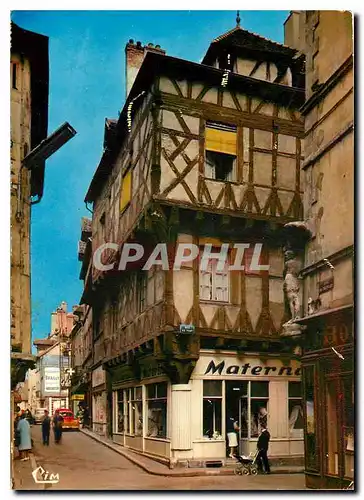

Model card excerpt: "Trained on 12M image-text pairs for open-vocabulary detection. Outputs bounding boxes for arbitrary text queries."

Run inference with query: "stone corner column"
[171,384,192,453]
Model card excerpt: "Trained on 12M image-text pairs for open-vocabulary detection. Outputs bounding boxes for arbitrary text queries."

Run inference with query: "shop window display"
[343,377,354,479]
[131,386,143,436]
[288,381,304,435]
[325,379,339,475]
[203,381,222,439]
[146,383,167,438]
[116,389,124,433]
[124,389,130,434]
[304,365,318,471]
[250,381,269,437]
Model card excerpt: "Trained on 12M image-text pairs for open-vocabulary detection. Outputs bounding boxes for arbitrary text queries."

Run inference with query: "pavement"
[80,427,304,477]
[13,424,307,490]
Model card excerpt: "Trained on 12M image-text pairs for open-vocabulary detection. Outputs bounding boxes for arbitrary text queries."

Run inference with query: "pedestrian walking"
[76,405,84,428]
[42,409,51,445]
[53,409,64,444]
[256,424,271,474]
[16,413,32,461]
[227,416,240,458]
[83,406,90,428]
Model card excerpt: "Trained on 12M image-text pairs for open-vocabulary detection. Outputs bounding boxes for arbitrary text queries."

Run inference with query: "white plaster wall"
[159,76,179,95]
[236,58,257,76]
[276,156,297,191]
[173,268,193,322]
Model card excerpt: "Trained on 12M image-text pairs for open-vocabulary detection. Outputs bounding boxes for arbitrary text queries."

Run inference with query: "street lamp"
[22,122,76,168]
[16,122,77,221]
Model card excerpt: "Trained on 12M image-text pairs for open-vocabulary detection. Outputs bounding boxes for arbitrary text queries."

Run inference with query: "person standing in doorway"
[227,417,240,458]
[17,413,32,461]
[53,409,64,444]
[42,410,51,445]
[257,424,271,473]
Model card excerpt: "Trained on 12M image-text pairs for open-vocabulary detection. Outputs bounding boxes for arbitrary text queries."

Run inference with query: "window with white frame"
[146,383,167,438]
[199,251,229,302]
[203,381,222,439]
[288,381,304,435]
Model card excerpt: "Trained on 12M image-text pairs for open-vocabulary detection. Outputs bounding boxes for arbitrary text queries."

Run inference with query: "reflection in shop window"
[288,381,304,435]
[203,381,222,439]
[146,383,167,438]
[132,386,143,436]
[124,389,130,434]
[326,379,339,475]
[304,365,317,470]
[117,389,124,433]
[343,377,354,479]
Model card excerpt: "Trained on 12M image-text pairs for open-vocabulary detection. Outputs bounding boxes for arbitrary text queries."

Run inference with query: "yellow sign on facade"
[71,394,85,401]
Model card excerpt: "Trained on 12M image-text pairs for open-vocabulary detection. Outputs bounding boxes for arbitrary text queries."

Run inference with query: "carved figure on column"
[283,247,302,322]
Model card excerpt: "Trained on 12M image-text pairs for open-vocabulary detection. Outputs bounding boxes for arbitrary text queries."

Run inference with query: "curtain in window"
[205,127,237,155]
[289,405,303,431]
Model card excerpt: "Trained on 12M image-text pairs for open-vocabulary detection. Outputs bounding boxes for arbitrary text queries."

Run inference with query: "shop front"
[91,365,107,435]
[109,351,303,467]
[297,305,354,489]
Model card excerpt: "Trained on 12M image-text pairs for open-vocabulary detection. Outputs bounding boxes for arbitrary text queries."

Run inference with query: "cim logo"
[32,466,59,485]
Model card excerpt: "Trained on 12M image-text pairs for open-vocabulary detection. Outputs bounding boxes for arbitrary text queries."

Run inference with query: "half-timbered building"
[81,21,307,467]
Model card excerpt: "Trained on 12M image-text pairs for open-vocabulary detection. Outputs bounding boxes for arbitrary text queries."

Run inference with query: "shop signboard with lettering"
[193,354,301,379]
[44,367,60,393]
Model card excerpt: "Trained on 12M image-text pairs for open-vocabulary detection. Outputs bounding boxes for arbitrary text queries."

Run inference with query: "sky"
[10,10,290,343]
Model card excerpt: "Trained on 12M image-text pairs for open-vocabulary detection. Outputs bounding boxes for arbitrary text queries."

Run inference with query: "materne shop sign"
[194,355,301,378]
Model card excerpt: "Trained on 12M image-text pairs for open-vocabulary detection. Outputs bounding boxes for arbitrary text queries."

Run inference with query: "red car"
[57,408,80,431]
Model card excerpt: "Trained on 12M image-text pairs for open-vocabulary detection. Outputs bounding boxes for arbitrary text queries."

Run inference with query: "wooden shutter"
[213,261,229,302]
[200,261,212,300]
[205,153,216,179]
[120,169,132,212]
[205,127,237,156]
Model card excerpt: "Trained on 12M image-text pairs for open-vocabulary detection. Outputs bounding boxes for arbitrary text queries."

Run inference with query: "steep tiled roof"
[212,25,294,52]
[202,25,297,66]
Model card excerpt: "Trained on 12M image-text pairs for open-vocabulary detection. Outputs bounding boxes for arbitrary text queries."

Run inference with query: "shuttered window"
[205,127,237,156]
[199,253,229,302]
[120,168,132,212]
[205,122,237,181]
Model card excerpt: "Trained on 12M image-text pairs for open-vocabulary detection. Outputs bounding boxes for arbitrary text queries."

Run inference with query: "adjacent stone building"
[80,19,309,467]
[10,22,49,386]
[284,10,354,489]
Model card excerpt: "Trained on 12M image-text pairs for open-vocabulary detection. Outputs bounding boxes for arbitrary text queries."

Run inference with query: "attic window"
[218,53,235,72]
[205,122,237,182]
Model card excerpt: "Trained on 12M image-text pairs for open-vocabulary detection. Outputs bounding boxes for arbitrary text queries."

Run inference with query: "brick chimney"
[125,39,166,98]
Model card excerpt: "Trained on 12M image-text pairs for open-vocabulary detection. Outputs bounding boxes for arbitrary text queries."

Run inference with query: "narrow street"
[26,425,306,490]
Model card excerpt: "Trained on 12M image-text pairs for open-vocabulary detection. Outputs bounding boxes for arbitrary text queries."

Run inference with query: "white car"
[34,408,48,424]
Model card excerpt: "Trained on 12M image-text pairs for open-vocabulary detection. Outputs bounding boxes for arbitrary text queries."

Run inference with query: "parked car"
[57,408,80,431]
[34,408,48,424]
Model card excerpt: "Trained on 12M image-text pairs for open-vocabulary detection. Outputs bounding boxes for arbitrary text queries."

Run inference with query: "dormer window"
[205,122,237,182]
[218,52,235,72]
